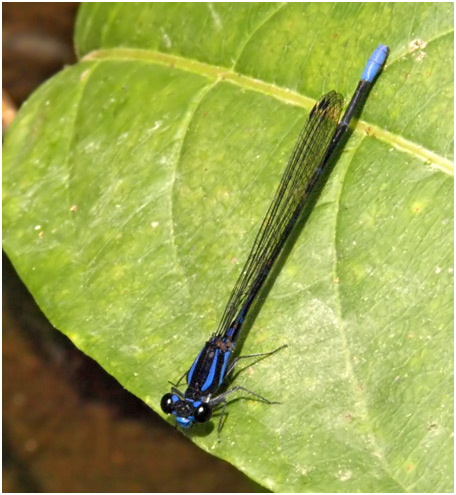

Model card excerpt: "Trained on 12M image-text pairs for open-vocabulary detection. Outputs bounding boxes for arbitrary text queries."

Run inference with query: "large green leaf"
[3,3,453,492]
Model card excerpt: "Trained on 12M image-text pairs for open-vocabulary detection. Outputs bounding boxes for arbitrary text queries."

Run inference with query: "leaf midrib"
[82,48,453,175]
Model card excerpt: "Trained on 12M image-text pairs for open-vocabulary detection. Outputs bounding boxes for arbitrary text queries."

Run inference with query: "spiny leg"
[168,370,187,387]
[213,386,279,441]
[216,400,228,442]
[225,344,288,377]
[211,385,280,407]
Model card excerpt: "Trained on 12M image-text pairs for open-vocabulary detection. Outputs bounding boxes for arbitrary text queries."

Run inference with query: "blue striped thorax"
[187,336,235,394]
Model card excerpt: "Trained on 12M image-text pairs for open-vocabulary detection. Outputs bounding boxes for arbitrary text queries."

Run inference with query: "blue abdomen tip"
[361,44,389,83]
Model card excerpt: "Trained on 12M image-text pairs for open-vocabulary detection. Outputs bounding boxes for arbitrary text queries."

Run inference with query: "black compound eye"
[160,393,175,414]
[194,403,212,423]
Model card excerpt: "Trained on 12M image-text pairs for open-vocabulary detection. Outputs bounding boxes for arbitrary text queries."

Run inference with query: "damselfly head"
[160,392,212,429]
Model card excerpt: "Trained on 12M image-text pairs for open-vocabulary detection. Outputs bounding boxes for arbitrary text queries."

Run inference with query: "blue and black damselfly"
[161,44,389,438]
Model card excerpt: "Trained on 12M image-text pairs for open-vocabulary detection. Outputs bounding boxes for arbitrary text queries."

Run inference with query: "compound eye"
[194,403,212,423]
[160,393,175,414]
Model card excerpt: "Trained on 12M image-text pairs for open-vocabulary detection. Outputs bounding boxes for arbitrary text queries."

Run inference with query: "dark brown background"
[2,3,264,492]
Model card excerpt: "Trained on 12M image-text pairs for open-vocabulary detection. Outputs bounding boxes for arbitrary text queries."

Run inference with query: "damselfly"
[161,44,389,438]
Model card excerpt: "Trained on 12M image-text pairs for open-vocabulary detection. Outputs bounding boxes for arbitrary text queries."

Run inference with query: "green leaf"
[3,3,453,492]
